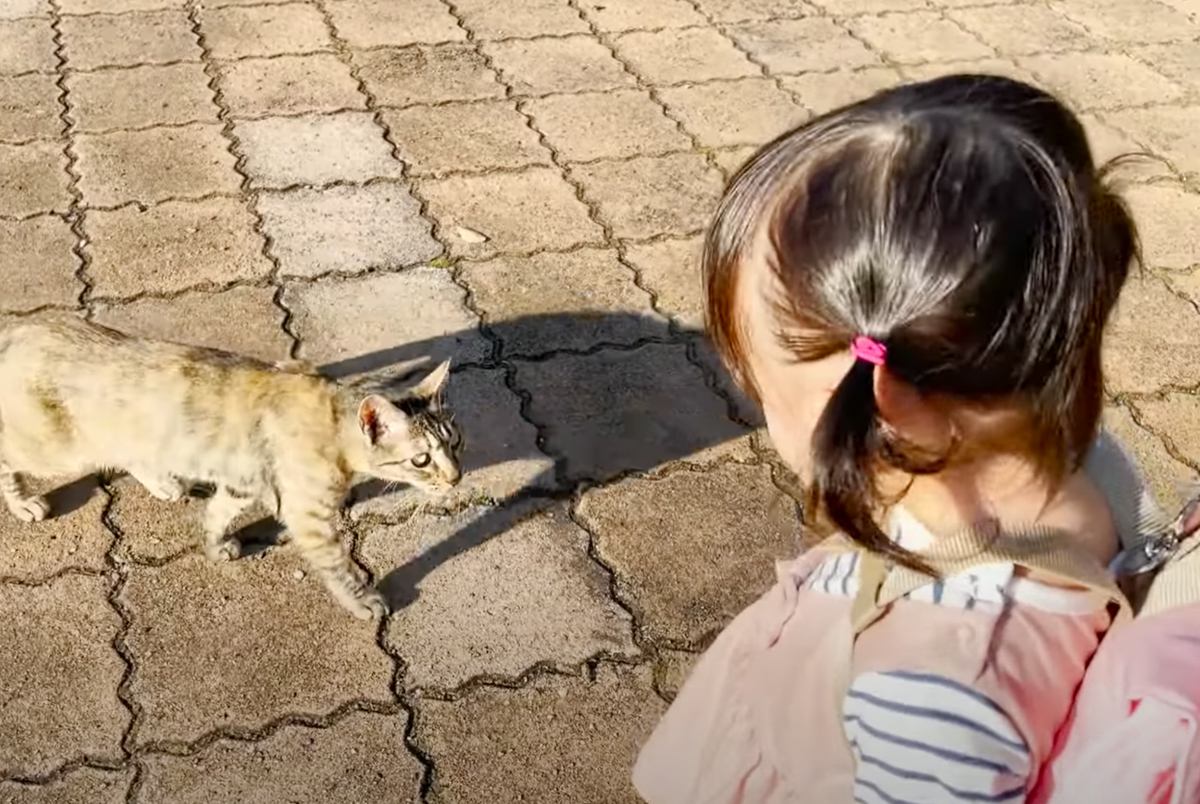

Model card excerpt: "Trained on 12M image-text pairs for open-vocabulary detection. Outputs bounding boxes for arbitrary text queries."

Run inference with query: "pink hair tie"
[850,335,887,366]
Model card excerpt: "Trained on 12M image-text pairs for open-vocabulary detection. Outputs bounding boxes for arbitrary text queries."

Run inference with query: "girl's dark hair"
[705,74,1138,573]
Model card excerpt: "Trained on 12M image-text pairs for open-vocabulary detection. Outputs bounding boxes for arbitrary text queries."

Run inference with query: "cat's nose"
[445,467,462,487]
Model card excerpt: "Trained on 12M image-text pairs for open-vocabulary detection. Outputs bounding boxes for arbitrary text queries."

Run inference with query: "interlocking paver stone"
[1050,0,1200,43]
[0,215,80,312]
[421,167,604,257]
[849,12,993,64]
[0,575,129,777]
[1131,43,1200,96]
[578,0,707,30]
[0,768,131,804]
[68,63,217,132]
[284,268,490,372]
[577,463,795,644]
[1124,183,1200,272]
[482,35,635,96]
[570,153,723,239]
[60,11,200,70]
[948,5,1094,55]
[806,0,914,12]
[1104,404,1192,511]
[360,500,636,688]
[0,141,69,216]
[84,198,271,298]
[218,54,366,118]
[1105,273,1200,394]
[414,664,664,804]
[355,45,503,107]
[122,552,393,744]
[200,3,332,59]
[0,475,110,581]
[381,101,551,176]
[138,713,423,803]
[349,367,555,519]
[459,248,669,355]
[694,0,811,22]
[1021,53,1183,111]
[728,18,881,74]
[328,0,464,48]
[1107,105,1200,178]
[0,0,46,18]
[525,90,690,161]
[612,28,758,85]
[899,57,1034,86]
[91,285,290,362]
[74,123,241,208]
[0,73,61,142]
[1134,395,1200,476]
[0,18,55,74]
[780,68,903,115]
[655,649,699,700]
[235,112,404,188]
[712,145,758,176]
[59,0,184,11]
[257,183,438,277]
[658,78,806,149]
[623,235,704,328]
[514,344,751,482]
[453,0,588,38]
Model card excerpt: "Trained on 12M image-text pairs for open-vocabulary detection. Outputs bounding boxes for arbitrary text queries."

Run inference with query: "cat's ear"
[358,394,407,446]
[411,360,451,404]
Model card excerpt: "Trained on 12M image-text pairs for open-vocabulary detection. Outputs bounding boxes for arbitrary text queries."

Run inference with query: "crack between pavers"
[1117,396,1200,475]
[0,564,110,588]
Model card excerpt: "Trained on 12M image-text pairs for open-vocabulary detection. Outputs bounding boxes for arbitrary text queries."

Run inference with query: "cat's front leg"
[281,495,387,620]
[203,486,253,561]
[130,468,187,502]
[0,462,49,522]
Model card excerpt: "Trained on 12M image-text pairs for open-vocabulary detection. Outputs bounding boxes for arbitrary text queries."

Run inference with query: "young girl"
[633,74,1148,802]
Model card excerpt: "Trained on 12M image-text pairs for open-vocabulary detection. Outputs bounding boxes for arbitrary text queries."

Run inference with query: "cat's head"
[355,361,464,493]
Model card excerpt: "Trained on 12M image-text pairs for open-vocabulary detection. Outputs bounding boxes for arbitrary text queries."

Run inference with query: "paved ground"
[1,0,1199,800]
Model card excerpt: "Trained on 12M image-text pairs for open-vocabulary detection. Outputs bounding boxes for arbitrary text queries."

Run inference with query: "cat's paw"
[203,538,241,562]
[143,476,186,502]
[336,586,389,620]
[8,495,49,523]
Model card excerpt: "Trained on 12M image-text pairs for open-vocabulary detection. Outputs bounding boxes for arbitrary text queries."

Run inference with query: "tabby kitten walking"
[0,316,463,619]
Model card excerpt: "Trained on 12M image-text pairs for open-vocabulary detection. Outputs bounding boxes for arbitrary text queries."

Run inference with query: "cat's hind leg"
[0,462,49,522]
[203,486,253,561]
[129,468,187,502]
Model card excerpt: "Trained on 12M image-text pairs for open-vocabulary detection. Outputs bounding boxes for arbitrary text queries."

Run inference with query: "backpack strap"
[1138,538,1200,616]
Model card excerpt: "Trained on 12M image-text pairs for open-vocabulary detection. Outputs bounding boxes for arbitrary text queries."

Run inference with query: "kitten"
[0,316,463,619]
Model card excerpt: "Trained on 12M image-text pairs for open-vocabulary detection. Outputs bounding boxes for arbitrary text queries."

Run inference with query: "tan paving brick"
[327,0,464,48]
[420,167,605,257]
[0,215,80,312]
[60,11,200,70]
[525,89,690,161]
[453,0,588,38]
[1080,113,1167,171]
[0,575,128,777]
[947,5,1094,55]
[258,184,438,278]
[459,248,668,355]
[1105,273,1200,394]
[0,141,69,216]
[779,67,903,115]
[578,0,707,30]
[360,500,636,688]
[0,0,47,18]
[68,63,217,132]
[658,77,806,148]
[122,552,393,744]
[655,648,699,700]
[1050,0,1200,43]
[570,153,723,239]
[514,343,750,481]
[283,268,490,371]
[0,18,55,74]
[414,664,664,804]
[807,0,919,12]
[138,713,423,803]
[0,73,61,141]
[349,367,555,519]
[1133,396,1200,479]
[848,11,993,64]
[1104,404,1193,512]
[85,198,271,298]
[899,57,1034,85]
[235,112,404,188]
[623,235,704,328]
[355,45,503,109]
[381,101,551,176]
[0,768,132,804]
[728,18,882,74]
[1107,105,1200,178]
[612,28,758,85]
[712,144,757,176]
[199,2,332,59]
[694,0,812,22]
[1131,43,1200,97]
[75,123,241,208]
[1021,53,1183,111]
[218,53,366,118]
[59,0,184,11]
[481,34,635,96]
[577,463,795,644]
[1155,0,1200,16]
[0,475,110,581]
[91,285,290,362]
[1124,183,1200,272]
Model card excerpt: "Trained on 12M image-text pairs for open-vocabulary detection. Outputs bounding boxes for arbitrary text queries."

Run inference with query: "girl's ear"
[873,368,953,456]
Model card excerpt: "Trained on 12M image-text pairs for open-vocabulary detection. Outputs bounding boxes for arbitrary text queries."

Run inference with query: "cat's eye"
[411,453,431,468]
